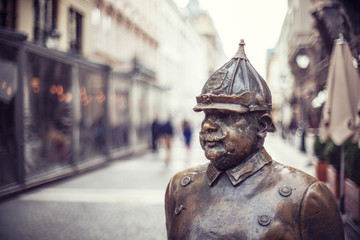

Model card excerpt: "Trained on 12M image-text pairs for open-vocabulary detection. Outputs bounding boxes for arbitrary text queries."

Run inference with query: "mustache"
[199,131,227,141]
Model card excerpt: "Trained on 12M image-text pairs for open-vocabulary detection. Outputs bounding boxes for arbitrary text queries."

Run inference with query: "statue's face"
[199,110,258,170]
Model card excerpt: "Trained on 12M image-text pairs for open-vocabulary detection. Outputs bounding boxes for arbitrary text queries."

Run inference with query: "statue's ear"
[257,113,275,138]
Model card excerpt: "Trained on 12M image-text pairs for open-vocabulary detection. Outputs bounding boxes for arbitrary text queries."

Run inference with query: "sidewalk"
[0,132,358,240]
[264,133,315,177]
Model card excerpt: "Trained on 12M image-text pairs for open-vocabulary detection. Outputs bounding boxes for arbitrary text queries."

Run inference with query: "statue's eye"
[219,110,236,120]
[217,111,230,119]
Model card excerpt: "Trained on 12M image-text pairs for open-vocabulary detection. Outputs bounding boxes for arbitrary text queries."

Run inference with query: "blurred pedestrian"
[162,118,174,166]
[182,120,193,163]
[182,120,192,149]
[151,117,160,152]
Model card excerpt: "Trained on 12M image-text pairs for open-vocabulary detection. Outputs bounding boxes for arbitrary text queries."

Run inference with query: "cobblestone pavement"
[0,133,358,239]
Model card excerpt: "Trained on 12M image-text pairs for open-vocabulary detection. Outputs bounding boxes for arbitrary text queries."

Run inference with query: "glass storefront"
[24,52,73,177]
[78,66,107,160]
[110,75,131,150]
[0,29,159,198]
[0,42,18,187]
[136,85,149,145]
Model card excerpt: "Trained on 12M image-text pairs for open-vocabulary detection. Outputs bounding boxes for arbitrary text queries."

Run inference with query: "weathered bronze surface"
[165,40,344,240]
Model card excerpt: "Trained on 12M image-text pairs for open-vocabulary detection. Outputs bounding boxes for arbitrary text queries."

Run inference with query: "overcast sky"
[175,0,288,77]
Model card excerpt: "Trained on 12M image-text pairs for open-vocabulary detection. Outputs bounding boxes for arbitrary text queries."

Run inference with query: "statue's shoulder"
[269,160,317,186]
[270,161,345,239]
[171,163,208,182]
[165,163,208,201]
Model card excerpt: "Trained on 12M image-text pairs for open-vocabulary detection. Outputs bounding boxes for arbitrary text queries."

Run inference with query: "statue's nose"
[202,119,217,132]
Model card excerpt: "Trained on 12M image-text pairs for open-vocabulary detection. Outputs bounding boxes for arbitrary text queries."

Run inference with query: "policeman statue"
[165,40,344,240]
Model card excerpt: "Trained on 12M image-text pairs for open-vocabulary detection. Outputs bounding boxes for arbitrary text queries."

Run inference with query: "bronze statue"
[165,40,344,240]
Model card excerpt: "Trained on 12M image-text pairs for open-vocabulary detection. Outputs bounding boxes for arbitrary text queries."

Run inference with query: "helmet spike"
[233,39,248,60]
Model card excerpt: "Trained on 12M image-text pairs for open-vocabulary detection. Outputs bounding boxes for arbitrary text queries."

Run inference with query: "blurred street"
[1,1,360,240]
[0,132,358,240]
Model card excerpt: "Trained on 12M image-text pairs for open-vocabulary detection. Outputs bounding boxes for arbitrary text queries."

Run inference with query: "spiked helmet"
[194,39,275,131]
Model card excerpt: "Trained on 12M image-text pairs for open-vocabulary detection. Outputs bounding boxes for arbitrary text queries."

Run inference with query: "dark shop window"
[24,52,73,178]
[0,42,18,187]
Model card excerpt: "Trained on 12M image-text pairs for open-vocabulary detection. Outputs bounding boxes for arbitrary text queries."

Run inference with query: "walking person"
[151,117,160,153]
[182,120,193,162]
[162,118,174,166]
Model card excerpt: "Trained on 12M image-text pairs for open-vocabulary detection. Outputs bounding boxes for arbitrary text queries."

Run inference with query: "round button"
[258,215,271,226]
[181,176,192,186]
[279,185,292,197]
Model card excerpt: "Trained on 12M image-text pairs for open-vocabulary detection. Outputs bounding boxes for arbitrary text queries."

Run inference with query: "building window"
[69,8,82,54]
[33,0,59,46]
[0,0,16,29]
[91,8,100,26]
[91,8,101,51]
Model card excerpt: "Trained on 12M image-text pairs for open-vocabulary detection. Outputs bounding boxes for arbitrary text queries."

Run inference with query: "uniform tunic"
[165,148,344,240]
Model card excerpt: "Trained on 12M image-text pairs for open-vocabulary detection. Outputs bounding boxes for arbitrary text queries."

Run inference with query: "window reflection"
[0,43,18,187]
[137,88,149,144]
[78,67,106,160]
[25,52,73,177]
[111,90,130,150]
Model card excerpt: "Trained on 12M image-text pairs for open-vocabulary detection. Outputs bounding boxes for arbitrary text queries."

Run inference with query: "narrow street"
[0,133,358,240]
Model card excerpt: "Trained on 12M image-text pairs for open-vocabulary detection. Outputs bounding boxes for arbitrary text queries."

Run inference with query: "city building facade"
[266,0,360,229]
[0,0,224,198]
[267,0,313,141]
[267,0,360,137]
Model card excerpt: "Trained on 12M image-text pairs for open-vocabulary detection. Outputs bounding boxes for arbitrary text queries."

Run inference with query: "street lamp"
[296,54,310,69]
[46,29,60,49]
[296,49,310,153]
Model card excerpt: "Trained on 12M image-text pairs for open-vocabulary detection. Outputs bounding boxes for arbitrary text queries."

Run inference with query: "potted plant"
[313,135,328,182]
[323,140,341,198]
[344,141,360,222]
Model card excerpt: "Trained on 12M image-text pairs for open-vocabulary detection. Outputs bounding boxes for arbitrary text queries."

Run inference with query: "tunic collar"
[206,148,272,186]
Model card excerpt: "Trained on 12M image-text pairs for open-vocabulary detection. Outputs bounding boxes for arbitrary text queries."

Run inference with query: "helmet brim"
[193,103,277,133]
[193,103,249,113]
